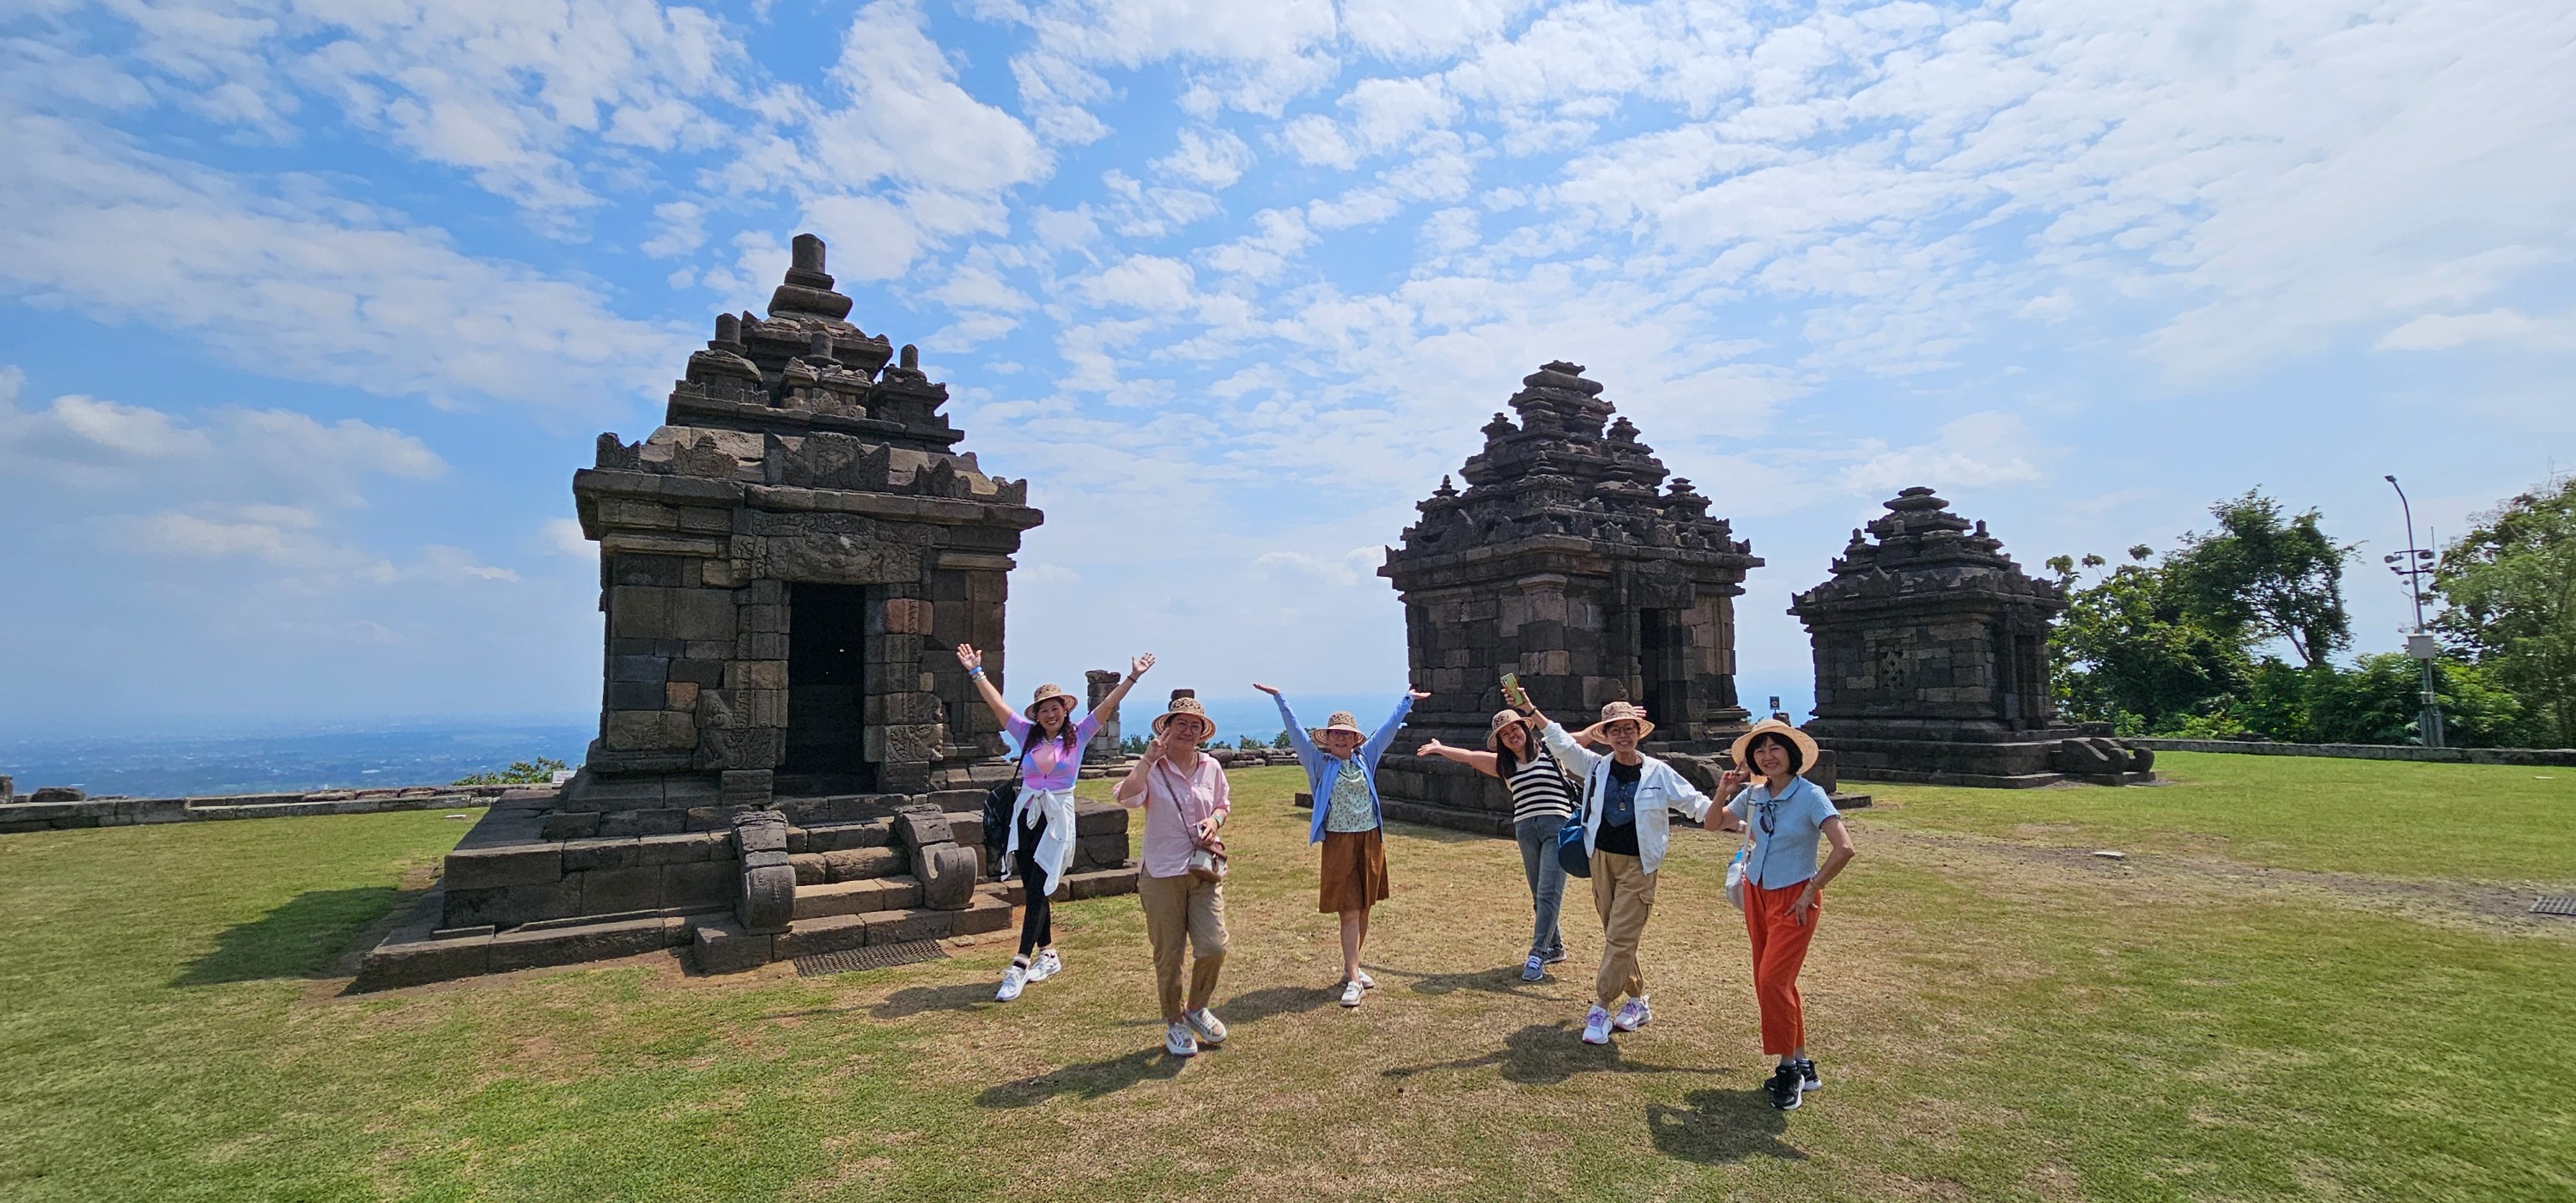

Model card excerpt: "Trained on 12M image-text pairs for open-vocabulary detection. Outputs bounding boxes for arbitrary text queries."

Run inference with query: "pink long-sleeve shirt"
[1135,753,1230,878]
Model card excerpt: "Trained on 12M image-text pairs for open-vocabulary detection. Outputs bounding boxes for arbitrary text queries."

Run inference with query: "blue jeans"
[1514,816,1568,959]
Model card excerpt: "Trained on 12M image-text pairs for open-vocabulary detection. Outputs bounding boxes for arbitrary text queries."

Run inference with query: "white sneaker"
[1186,1007,1228,1045]
[1339,979,1365,1007]
[1164,1021,1199,1057]
[1028,949,1061,982]
[1613,996,1651,1031]
[1355,969,1376,990]
[995,963,1027,1002]
[1581,1005,1612,1044]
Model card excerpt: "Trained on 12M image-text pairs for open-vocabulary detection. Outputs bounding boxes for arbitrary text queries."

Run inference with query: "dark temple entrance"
[781,582,872,794]
[1639,608,1692,738]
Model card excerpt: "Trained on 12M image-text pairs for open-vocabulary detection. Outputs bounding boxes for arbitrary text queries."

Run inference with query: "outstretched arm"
[1254,683,1321,763]
[1415,739,1502,778]
[954,644,1018,729]
[1095,653,1155,718]
[1113,738,1161,806]
[1360,690,1427,765]
[1540,720,1602,775]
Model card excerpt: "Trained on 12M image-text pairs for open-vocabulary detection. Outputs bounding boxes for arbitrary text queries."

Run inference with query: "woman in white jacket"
[1525,699,1725,1046]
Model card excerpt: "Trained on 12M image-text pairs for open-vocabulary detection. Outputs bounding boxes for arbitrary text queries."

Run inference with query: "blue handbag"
[1557,772,1593,878]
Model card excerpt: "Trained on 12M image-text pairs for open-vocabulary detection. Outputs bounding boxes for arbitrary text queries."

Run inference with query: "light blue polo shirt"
[1725,776,1841,890]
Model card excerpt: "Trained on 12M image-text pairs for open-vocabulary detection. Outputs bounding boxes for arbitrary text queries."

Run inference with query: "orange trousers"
[1742,878,1820,1055]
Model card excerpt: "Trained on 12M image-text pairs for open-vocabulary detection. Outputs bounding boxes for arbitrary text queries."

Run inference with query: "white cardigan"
[1541,722,1714,875]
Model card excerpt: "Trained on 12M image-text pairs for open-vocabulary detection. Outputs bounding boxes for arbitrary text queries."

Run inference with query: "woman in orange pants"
[1715,720,1856,1111]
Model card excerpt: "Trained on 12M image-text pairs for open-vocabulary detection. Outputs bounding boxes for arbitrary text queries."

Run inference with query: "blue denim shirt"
[1277,692,1415,845]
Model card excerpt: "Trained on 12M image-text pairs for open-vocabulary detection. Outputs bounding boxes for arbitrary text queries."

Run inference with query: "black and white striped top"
[1505,744,1577,824]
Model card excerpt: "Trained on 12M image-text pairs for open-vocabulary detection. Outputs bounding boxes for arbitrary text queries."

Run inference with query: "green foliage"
[1117,734,1149,755]
[2052,554,2248,732]
[2434,475,2576,746]
[1272,731,1292,750]
[2165,490,2354,667]
[453,756,568,787]
[1234,735,1262,750]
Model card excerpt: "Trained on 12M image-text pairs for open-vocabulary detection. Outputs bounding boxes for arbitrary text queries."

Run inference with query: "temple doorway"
[781,582,872,793]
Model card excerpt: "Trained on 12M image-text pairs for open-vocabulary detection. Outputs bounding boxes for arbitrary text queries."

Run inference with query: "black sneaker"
[1796,1058,1821,1092]
[1766,1063,1803,1110]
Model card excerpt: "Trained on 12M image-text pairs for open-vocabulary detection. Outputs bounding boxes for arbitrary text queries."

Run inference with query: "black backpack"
[979,744,1030,877]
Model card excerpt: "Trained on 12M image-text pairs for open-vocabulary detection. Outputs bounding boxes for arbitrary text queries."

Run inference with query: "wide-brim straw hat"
[1729,719,1820,774]
[1485,708,1536,752]
[1150,693,1216,738]
[1576,701,1656,744]
[1309,711,1365,743]
[1024,683,1076,721]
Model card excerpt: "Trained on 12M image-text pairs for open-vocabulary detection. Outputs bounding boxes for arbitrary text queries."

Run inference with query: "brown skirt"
[1318,828,1390,914]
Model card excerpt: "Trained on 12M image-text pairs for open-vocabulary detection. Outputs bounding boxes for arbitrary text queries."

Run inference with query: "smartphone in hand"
[1499,671,1530,711]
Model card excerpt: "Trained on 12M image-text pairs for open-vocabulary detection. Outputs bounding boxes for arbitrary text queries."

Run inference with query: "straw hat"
[1150,690,1216,739]
[1310,711,1366,743]
[1728,719,1820,775]
[1024,683,1076,721]
[1485,708,1536,752]
[1577,700,1656,744]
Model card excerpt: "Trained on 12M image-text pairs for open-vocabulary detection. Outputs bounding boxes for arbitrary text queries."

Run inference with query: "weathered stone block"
[445,845,563,890]
[580,866,664,913]
[352,932,491,992]
[1072,802,1127,836]
[775,913,870,958]
[821,846,901,881]
[738,862,796,934]
[562,837,643,872]
[1074,832,1128,870]
[789,853,828,885]
[661,859,736,909]
[889,805,951,849]
[669,658,726,686]
[446,880,581,928]
[490,916,672,973]
[916,843,977,910]
[953,893,1013,935]
[691,917,774,975]
[719,769,774,805]
[864,907,955,945]
[639,830,726,865]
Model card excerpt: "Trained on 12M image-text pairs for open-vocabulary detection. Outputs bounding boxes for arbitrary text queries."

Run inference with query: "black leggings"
[1015,811,1052,957]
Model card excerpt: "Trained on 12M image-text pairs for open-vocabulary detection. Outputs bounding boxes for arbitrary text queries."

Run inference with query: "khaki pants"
[1139,871,1228,1023]
[1590,850,1658,1008]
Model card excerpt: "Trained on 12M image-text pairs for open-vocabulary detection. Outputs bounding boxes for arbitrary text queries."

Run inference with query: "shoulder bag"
[1557,760,1596,879]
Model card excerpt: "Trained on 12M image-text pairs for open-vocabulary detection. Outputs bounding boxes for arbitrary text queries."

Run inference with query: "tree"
[2051,552,2250,733]
[2434,475,2576,746]
[2165,490,2354,668]
[2301,653,2535,747]
[454,757,568,787]
[1272,731,1292,750]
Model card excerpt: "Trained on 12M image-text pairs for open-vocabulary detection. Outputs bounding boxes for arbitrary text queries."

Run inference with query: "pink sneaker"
[1612,996,1651,1032]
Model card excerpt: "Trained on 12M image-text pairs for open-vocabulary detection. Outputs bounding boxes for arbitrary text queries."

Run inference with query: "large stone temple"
[355,236,1138,989]
[1791,488,2153,787]
[1370,362,1765,832]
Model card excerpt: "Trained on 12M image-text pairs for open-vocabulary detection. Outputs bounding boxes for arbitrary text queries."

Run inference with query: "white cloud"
[1838,412,2049,497]
[1154,127,1255,190]
[0,107,687,412]
[541,517,593,557]
[1078,255,1198,313]
[2378,308,2576,352]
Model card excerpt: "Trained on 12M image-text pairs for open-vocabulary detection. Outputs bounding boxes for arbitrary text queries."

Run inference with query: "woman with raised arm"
[1257,682,1425,1008]
[1113,691,1232,1057]
[957,644,1153,1002]
[1710,720,1856,1111]
[1414,709,1576,981]
[1521,697,1727,1046]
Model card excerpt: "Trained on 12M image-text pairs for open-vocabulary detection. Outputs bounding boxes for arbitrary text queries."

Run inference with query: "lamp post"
[2384,475,2445,748]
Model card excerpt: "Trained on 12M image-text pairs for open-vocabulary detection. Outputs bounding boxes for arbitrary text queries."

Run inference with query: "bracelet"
[966,667,983,678]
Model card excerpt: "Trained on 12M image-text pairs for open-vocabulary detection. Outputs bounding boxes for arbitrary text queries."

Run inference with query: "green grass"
[2,759,2570,1200]
[1860,750,2576,882]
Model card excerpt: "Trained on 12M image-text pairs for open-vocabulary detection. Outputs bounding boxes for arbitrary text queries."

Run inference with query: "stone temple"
[355,235,1138,989]
[1791,488,2153,787]
[1370,362,1765,832]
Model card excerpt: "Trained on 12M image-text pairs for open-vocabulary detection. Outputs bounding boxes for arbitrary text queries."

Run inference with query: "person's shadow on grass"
[1645,1087,1801,1164]
[975,1047,1185,1109]
[868,981,998,1019]
[1388,963,1549,997]
[1382,1022,1717,1085]
[1215,983,1334,1024]
[175,886,404,986]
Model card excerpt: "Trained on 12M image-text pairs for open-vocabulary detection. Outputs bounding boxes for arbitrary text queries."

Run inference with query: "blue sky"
[2,0,2570,734]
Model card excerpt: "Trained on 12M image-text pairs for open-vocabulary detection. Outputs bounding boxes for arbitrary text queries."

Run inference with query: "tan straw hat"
[1150,690,1216,739]
[1310,710,1366,743]
[1728,718,1820,775]
[1576,700,1656,744]
[1024,683,1076,721]
[1485,708,1535,752]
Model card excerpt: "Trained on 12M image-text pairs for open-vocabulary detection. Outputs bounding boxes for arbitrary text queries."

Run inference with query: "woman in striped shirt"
[1414,709,1576,981]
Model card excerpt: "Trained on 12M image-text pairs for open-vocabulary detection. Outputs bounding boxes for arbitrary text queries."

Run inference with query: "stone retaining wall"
[0,785,545,835]
[2124,738,2576,767]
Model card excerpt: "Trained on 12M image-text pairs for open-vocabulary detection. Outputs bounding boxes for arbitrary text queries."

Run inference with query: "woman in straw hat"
[957,643,1154,1002]
[1255,682,1427,1008]
[1712,719,1855,1111]
[1522,698,1724,1045]
[1113,690,1232,1056]
[1413,709,1577,981]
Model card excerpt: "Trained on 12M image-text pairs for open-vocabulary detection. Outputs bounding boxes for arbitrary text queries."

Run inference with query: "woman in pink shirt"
[1114,690,1232,1057]
[958,643,1152,1002]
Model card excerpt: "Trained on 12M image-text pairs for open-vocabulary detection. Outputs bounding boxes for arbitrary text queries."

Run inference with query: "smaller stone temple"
[352,235,1139,990]
[1791,488,2153,787]
[1371,362,1765,832]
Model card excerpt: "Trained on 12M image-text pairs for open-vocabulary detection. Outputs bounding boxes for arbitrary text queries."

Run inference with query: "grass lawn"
[1,757,2570,1201]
